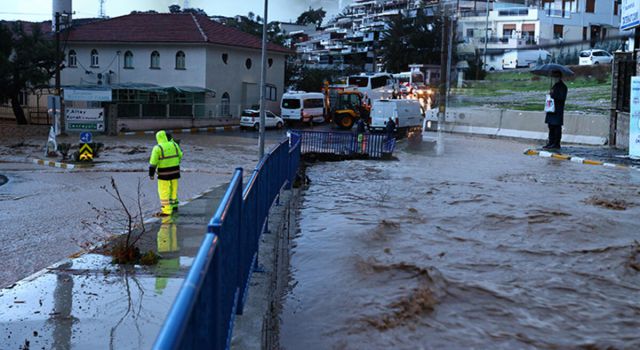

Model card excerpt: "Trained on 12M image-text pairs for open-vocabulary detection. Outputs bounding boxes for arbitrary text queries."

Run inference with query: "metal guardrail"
[291,130,396,159]
[154,137,300,350]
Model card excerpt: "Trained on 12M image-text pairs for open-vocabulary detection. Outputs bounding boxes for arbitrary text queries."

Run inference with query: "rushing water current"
[280,135,640,350]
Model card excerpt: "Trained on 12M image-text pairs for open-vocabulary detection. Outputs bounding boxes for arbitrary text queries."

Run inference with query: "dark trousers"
[547,124,562,147]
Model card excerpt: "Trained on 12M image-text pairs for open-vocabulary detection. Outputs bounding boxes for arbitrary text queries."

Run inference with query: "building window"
[245,58,252,69]
[175,51,186,69]
[268,58,273,68]
[150,51,160,69]
[522,23,535,44]
[124,51,133,69]
[614,0,619,16]
[466,28,474,38]
[583,26,588,41]
[586,0,595,13]
[68,50,77,68]
[90,49,99,67]
[221,92,230,116]
[265,84,277,101]
[222,53,228,64]
[502,24,516,38]
[553,25,564,39]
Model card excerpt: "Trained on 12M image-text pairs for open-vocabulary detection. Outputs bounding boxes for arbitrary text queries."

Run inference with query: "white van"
[369,99,424,132]
[280,92,326,123]
[502,50,550,69]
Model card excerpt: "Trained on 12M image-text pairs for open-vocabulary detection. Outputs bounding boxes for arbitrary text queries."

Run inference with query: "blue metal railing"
[291,130,396,158]
[154,138,300,350]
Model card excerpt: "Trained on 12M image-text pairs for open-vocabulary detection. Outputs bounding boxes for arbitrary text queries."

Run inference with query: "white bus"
[347,73,394,100]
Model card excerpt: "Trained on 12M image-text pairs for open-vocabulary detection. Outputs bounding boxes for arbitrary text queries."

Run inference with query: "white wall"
[205,46,286,113]
[62,44,207,87]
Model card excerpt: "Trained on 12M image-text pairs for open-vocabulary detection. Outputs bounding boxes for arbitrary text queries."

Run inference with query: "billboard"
[622,0,640,31]
[629,77,640,158]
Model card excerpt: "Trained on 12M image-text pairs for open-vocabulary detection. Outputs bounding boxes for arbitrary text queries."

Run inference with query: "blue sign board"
[622,0,640,31]
[629,77,640,158]
[80,132,93,144]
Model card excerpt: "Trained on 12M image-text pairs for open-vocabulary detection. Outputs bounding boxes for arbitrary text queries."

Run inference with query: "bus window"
[371,76,390,89]
[348,76,369,87]
[303,99,324,109]
[411,72,425,84]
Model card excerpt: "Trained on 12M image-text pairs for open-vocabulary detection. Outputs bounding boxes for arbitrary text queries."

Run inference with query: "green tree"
[0,22,57,125]
[296,7,327,29]
[381,12,443,73]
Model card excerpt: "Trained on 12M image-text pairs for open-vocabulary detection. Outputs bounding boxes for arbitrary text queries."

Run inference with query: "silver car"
[240,110,284,130]
[579,50,613,65]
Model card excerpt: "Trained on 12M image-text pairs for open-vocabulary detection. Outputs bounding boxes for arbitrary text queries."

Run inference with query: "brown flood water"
[280,135,640,350]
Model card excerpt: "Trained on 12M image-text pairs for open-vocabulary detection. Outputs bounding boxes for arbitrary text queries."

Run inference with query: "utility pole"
[258,0,269,158]
[438,6,450,155]
[483,0,490,73]
[54,12,65,134]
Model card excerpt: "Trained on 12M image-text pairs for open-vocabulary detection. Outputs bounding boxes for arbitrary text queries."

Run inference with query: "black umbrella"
[530,63,574,77]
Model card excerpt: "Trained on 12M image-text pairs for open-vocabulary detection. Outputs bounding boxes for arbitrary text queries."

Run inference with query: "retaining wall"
[426,107,609,145]
[116,117,239,133]
[0,124,50,139]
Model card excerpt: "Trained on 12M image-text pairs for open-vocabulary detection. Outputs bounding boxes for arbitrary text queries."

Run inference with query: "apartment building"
[458,0,623,69]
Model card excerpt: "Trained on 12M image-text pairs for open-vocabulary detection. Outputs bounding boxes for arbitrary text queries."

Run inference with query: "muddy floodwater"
[280,135,640,349]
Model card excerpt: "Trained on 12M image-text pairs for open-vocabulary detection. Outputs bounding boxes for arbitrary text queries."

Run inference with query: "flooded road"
[0,130,284,288]
[280,135,640,349]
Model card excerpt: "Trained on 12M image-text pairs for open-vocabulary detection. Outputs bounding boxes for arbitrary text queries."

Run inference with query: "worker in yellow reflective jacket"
[149,130,183,216]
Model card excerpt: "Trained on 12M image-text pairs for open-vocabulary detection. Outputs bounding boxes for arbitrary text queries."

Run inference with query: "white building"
[62,13,290,122]
[458,0,623,68]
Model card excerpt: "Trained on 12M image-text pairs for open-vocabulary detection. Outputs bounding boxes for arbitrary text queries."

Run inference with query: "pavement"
[0,183,227,349]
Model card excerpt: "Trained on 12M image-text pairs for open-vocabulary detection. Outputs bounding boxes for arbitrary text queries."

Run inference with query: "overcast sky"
[0,0,347,23]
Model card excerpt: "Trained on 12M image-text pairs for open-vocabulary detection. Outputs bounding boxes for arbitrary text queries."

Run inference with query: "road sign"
[66,108,105,132]
[622,0,640,31]
[80,132,92,143]
[78,143,94,162]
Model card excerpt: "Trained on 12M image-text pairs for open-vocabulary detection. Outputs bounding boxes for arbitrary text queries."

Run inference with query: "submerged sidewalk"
[0,185,227,349]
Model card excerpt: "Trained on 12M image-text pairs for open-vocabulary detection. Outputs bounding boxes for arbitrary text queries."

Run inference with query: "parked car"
[579,49,613,65]
[240,110,284,130]
[502,49,550,69]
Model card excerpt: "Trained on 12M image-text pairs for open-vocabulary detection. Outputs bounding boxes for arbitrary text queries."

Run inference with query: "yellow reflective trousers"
[158,179,179,215]
[155,218,179,293]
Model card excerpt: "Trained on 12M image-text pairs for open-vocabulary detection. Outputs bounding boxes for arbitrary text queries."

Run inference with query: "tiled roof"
[65,13,291,54]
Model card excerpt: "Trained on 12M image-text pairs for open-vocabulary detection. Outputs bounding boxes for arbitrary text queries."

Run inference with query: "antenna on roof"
[99,0,106,18]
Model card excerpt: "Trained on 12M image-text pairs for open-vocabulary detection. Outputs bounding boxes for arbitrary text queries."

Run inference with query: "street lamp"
[258,0,269,158]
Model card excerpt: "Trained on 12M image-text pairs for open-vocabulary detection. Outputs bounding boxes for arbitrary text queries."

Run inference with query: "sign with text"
[629,77,640,157]
[622,0,640,31]
[65,108,105,132]
[63,88,112,102]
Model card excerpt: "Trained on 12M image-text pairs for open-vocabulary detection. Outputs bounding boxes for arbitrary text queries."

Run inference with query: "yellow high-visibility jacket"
[149,130,183,180]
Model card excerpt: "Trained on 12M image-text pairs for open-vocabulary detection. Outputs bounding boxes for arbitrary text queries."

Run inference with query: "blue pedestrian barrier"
[154,138,300,350]
[291,129,396,158]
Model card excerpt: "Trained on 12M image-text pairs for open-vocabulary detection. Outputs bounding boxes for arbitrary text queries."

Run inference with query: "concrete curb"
[524,149,640,172]
[118,125,239,137]
[30,158,89,170]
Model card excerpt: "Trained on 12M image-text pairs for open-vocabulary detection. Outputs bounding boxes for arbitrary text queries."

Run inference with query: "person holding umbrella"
[531,64,572,149]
